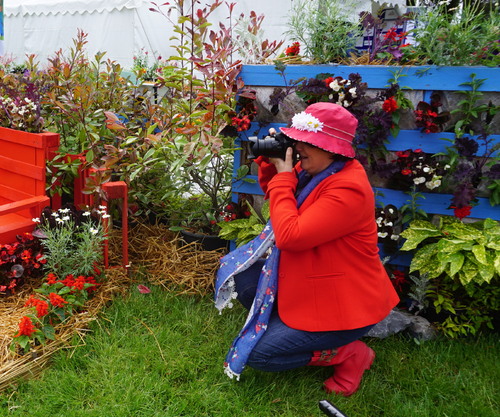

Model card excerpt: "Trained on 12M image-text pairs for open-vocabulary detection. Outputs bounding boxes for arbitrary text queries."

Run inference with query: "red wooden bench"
[0,127,60,244]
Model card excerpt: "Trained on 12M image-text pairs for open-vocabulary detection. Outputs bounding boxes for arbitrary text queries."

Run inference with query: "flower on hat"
[290,112,323,133]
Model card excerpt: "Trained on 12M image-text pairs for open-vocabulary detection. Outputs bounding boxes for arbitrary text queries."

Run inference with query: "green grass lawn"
[1,285,499,417]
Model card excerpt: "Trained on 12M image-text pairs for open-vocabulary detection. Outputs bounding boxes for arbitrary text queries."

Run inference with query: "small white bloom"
[390,234,400,240]
[56,218,64,223]
[32,217,40,223]
[426,178,442,190]
[102,214,111,219]
[413,177,426,185]
[348,87,357,98]
[388,208,394,214]
[378,232,388,238]
[62,216,70,221]
[82,211,91,216]
[51,212,59,217]
[444,164,451,170]
[328,94,333,100]
[329,79,342,92]
[90,227,99,235]
[423,166,431,173]
[99,205,107,210]
[384,221,393,227]
[343,100,351,108]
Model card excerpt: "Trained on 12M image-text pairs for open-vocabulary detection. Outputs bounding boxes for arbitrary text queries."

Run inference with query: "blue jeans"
[234,260,374,372]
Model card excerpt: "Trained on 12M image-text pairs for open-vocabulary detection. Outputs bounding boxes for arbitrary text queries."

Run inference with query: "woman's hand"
[269,147,294,173]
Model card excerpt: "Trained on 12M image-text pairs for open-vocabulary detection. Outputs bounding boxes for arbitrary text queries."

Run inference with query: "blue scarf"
[215,160,345,380]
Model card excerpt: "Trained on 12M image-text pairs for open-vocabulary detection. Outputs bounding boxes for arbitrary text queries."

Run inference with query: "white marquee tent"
[3,0,406,71]
[2,0,295,70]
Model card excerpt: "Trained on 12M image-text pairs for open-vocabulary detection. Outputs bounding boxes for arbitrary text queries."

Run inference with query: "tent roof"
[4,0,143,17]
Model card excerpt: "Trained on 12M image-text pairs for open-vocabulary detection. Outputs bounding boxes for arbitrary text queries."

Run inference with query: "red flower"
[324,77,335,88]
[61,274,75,287]
[382,97,398,113]
[391,270,407,293]
[14,316,37,338]
[49,293,68,308]
[21,250,31,261]
[401,169,412,176]
[452,205,472,220]
[72,276,86,291]
[285,42,300,56]
[384,27,399,42]
[46,273,59,285]
[395,150,410,158]
[25,295,49,318]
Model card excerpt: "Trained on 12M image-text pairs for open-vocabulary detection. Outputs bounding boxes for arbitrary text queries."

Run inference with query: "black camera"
[247,132,295,160]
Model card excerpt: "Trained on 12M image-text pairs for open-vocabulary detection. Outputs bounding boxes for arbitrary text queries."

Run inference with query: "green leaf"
[471,244,488,265]
[400,221,441,251]
[86,149,95,163]
[448,252,465,277]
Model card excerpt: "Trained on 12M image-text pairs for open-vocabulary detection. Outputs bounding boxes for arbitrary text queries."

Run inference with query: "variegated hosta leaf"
[410,243,442,278]
[482,218,500,235]
[457,258,478,285]
[437,239,472,254]
[494,252,500,275]
[447,252,465,277]
[443,221,482,240]
[477,263,495,284]
[400,221,441,251]
[471,244,488,265]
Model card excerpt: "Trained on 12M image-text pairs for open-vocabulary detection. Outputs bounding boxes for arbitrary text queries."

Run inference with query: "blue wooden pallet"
[231,65,500,263]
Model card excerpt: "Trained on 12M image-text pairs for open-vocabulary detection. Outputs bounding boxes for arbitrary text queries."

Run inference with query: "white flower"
[348,87,357,98]
[90,227,99,235]
[51,212,59,217]
[388,208,394,214]
[32,217,40,223]
[291,112,324,133]
[426,178,442,190]
[59,208,70,214]
[378,232,388,238]
[390,234,400,240]
[56,218,64,223]
[423,166,431,173]
[343,100,351,108]
[62,216,70,221]
[384,221,393,227]
[329,79,342,92]
[444,164,451,170]
[413,177,426,185]
[102,214,111,219]
[82,211,91,217]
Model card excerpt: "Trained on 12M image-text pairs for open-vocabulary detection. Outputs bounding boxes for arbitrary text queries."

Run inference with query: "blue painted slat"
[240,65,500,91]
[232,178,499,221]
[239,123,500,156]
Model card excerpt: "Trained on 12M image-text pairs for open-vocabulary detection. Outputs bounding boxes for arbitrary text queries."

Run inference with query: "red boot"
[308,341,375,396]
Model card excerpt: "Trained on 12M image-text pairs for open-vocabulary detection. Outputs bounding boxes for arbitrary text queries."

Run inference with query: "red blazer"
[257,157,399,331]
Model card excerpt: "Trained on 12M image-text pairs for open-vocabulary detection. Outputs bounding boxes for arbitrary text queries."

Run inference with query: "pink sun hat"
[280,102,358,158]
